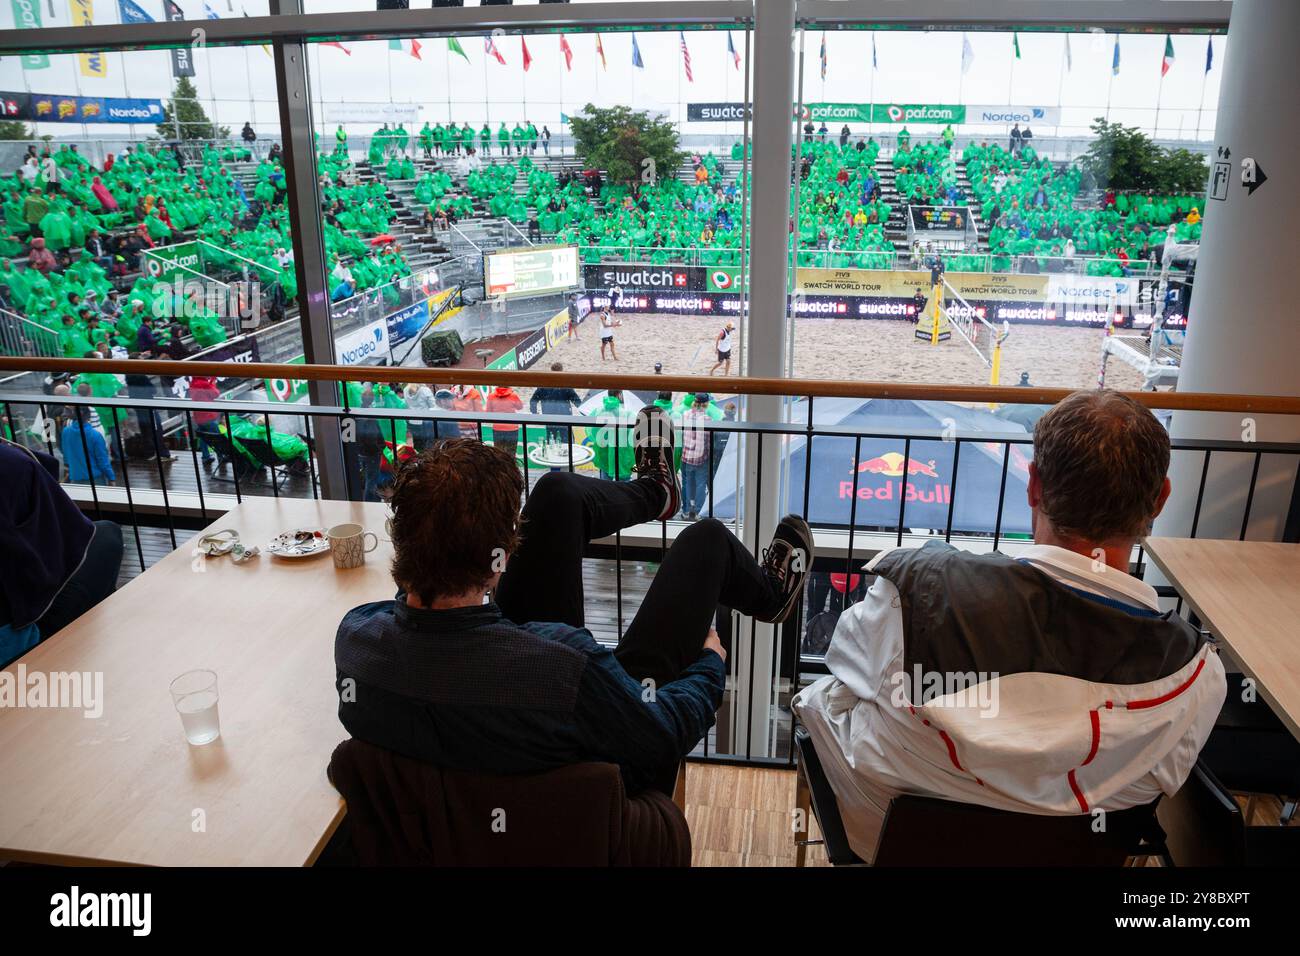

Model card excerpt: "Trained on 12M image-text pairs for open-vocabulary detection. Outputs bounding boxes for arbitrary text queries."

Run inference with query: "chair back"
[874,793,1161,867]
[327,738,690,866]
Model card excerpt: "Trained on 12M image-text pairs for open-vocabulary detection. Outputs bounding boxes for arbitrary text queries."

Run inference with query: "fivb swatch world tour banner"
[1,91,164,124]
[688,103,1061,125]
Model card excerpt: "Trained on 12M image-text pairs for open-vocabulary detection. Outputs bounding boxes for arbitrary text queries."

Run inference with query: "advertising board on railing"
[335,319,391,367]
[582,263,706,292]
[583,265,1160,328]
[515,328,549,370]
[142,241,202,283]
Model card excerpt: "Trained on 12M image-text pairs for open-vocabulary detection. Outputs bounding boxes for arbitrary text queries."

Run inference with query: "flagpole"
[1195,50,1210,141]
[1055,35,1068,139]
[1154,70,1165,139]
[957,34,965,106]
[1105,36,1116,122]
[1007,36,1015,104]
[868,33,875,136]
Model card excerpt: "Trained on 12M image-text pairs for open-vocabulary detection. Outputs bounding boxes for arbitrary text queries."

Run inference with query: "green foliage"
[156,77,230,142]
[569,104,685,187]
[1079,118,1208,193]
[1155,148,1211,194]
[0,120,33,140]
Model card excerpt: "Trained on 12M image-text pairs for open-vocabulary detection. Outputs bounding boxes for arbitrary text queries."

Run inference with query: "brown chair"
[327,738,691,866]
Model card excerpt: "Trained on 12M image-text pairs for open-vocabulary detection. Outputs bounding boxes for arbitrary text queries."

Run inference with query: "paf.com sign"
[143,242,201,284]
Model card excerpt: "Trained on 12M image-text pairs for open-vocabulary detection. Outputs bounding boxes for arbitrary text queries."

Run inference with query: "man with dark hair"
[795,389,1226,863]
[336,408,815,794]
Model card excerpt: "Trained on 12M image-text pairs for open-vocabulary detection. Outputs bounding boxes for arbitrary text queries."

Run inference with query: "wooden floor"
[685,763,827,867]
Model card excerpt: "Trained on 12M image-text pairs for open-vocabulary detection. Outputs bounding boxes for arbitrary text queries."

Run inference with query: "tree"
[569,104,685,188]
[1155,148,1210,194]
[156,76,229,142]
[1078,117,1207,193]
[0,120,33,140]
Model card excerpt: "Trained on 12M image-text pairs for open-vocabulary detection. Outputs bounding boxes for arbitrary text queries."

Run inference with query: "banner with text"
[68,0,108,79]
[163,1,196,78]
[967,105,1062,126]
[11,0,49,70]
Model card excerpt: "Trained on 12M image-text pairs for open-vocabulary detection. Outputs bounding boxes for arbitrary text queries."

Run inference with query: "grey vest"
[870,541,1206,686]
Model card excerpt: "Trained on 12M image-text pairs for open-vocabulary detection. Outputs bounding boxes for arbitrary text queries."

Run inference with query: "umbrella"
[708,398,1034,536]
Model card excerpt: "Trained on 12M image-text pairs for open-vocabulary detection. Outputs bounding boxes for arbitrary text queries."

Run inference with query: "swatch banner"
[68,0,109,78]
[11,0,49,70]
[164,0,196,78]
[2,90,164,124]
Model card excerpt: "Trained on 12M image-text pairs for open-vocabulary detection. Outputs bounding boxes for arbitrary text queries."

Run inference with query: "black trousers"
[494,471,780,688]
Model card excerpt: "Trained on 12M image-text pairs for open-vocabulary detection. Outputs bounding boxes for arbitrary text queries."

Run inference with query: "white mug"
[327,523,379,570]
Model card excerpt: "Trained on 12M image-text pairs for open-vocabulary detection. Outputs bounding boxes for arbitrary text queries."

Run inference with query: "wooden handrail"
[3,356,1299,416]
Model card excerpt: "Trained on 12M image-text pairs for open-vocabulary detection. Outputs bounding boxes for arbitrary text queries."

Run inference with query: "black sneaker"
[758,514,815,624]
[633,405,680,521]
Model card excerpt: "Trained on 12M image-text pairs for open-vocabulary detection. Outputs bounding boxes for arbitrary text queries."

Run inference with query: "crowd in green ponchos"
[792,139,896,268]
[2,138,417,358]
[962,141,1204,276]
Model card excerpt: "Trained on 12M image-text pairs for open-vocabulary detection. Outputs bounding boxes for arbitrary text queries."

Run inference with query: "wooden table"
[0,498,395,866]
[1144,537,1300,742]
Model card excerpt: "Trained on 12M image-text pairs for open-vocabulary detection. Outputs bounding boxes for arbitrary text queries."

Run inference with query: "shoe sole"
[768,514,815,624]
[634,407,679,520]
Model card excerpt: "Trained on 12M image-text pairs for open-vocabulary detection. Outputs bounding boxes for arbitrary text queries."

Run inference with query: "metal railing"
[3,355,1298,765]
[0,307,60,360]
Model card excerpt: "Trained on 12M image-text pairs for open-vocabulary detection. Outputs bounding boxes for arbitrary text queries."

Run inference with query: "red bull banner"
[843,451,951,506]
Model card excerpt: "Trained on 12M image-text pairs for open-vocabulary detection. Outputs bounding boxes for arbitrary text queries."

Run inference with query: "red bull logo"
[851,451,939,478]
[34,99,52,117]
[81,101,101,118]
[57,99,77,120]
[842,451,949,504]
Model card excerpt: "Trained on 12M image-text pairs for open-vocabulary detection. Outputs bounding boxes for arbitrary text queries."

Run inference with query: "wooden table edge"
[1142,538,1300,743]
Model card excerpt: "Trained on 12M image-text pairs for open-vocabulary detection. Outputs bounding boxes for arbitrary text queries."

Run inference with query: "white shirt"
[717,328,733,354]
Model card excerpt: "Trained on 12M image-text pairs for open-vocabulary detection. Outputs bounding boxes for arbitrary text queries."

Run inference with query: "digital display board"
[485,245,579,299]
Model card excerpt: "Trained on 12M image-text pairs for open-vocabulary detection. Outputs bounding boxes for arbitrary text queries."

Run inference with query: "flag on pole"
[560,112,570,125]
[596,34,607,71]
[410,39,421,61]
[872,32,878,70]
[680,32,693,82]
[1205,36,1214,73]
[203,2,218,17]
[448,37,469,64]
[522,37,533,73]
[1064,33,1072,71]
[631,33,644,69]
[961,33,974,74]
[1161,35,1175,76]
[560,35,574,71]
[1112,36,1121,76]
[727,32,740,70]
[388,39,401,52]
[485,35,506,66]
[1013,32,1021,59]
[819,32,827,80]
[118,0,153,23]
[321,41,351,56]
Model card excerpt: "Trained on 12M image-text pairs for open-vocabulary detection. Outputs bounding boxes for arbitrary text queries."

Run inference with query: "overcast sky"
[2,2,1225,142]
